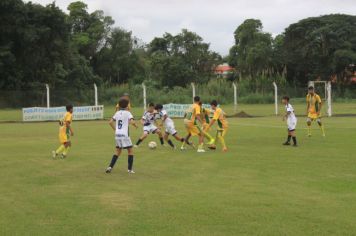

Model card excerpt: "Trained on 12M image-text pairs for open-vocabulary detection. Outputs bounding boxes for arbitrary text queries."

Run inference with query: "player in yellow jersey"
[199,102,215,144]
[207,100,228,152]
[52,105,74,159]
[182,96,205,152]
[116,93,132,111]
[306,86,325,137]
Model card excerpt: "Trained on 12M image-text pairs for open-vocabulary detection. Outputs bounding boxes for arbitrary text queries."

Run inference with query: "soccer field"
[1,110,356,235]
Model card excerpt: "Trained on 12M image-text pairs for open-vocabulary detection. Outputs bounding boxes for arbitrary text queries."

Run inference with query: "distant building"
[214,63,235,78]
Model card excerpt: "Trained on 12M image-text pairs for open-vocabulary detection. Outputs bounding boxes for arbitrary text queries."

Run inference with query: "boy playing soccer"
[52,105,74,159]
[306,86,325,137]
[134,103,164,147]
[106,99,138,174]
[282,96,298,146]
[154,104,188,149]
[199,102,215,145]
[207,100,228,152]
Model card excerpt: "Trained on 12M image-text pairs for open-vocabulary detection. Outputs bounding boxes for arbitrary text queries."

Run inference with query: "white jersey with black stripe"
[112,110,133,138]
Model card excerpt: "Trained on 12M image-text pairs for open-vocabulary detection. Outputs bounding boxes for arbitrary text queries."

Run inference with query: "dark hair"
[66,104,73,111]
[155,104,163,110]
[148,102,155,107]
[282,96,290,101]
[210,100,218,106]
[308,86,314,90]
[118,99,129,109]
[194,96,200,102]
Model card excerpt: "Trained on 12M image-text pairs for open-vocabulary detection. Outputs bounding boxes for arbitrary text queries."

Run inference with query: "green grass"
[1,108,356,235]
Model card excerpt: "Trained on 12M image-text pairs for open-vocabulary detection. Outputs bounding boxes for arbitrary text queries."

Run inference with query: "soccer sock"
[63,146,70,156]
[203,131,214,141]
[128,155,134,171]
[167,139,175,148]
[319,124,325,136]
[136,139,143,146]
[198,143,204,149]
[287,135,291,143]
[307,125,311,136]
[109,155,119,168]
[159,137,164,145]
[55,145,65,154]
[292,137,297,145]
[218,136,227,149]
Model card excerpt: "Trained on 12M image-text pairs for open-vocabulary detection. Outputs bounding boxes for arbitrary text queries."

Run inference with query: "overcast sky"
[27,0,356,55]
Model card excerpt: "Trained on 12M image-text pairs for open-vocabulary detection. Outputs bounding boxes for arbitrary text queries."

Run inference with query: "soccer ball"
[148,141,157,149]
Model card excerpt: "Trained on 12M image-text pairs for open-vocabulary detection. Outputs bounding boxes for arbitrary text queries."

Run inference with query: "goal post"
[308,81,332,117]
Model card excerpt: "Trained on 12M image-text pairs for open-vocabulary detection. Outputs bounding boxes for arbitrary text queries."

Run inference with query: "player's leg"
[217,129,228,152]
[306,117,312,137]
[202,124,215,145]
[127,147,135,174]
[290,130,297,146]
[197,127,205,152]
[106,147,122,173]
[283,130,292,145]
[53,129,67,158]
[154,128,164,146]
[53,144,65,158]
[165,132,175,148]
[61,141,71,158]
[317,118,325,137]
[135,132,148,147]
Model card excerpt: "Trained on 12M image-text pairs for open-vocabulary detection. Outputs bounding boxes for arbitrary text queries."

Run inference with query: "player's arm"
[130,118,138,128]
[109,118,116,131]
[208,109,220,129]
[65,120,74,136]
[317,97,322,115]
[283,111,291,121]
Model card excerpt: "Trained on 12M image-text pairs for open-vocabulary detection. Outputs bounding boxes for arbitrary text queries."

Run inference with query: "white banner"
[22,106,104,122]
[163,103,211,118]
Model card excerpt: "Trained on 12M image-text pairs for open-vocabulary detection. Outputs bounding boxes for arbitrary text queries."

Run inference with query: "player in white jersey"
[155,104,186,149]
[134,103,164,147]
[106,99,138,174]
[282,96,298,146]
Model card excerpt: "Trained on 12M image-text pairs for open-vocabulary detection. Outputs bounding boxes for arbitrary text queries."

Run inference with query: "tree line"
[1,0,355,92]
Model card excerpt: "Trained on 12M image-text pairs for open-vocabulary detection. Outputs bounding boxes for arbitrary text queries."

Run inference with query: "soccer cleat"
[207,138,215,145]
[307,133,312,137]
[52,151,57,159]
[283,142,291,146]
[180,146,187,151]
[128,170,135,174]
[105,167,112,173]
[60,154,67,159]
[133,145,139,148]
[222,147,228,152]
[208,145,217,150]
[197,149,206,153]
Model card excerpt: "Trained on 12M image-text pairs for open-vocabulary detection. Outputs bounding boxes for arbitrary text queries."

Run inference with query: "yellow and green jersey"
[213,107,228,129]
[201,107,211,124]
[185,103,200,124]
[307,93,322,114]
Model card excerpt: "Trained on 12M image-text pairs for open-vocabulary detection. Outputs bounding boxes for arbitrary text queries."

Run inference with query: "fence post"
[191,82,196,102]
[273,82,278,115]
[45,84,50,108]
[94,83,98,106]
[142,83,147,110]
[327,81,332,117]
[232,82,237,113]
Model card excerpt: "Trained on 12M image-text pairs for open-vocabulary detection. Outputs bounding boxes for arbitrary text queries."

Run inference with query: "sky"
[27,0,356,55]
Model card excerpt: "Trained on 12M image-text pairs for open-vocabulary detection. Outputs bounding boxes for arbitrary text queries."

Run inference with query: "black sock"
[167,139,175,148]
[128,155,134,171]
[159,137,164,145]
[136,139,142,146]
[109,155,118,168]
[180,138,184,142]
[292,137,297,145]
[287,135,291,143]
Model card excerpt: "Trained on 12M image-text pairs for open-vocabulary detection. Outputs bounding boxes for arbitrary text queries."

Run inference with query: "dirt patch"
[227,111,254,118]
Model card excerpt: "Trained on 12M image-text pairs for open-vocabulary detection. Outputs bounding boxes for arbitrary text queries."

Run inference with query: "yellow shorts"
[59,127,70,144]
[308,112,321,120]
[184,122,202,136]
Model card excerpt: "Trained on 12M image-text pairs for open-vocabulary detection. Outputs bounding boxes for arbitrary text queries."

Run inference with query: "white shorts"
[143,124,158,134]
[165,123,177,136]
[287,118,297,131]
[115,137,133,149]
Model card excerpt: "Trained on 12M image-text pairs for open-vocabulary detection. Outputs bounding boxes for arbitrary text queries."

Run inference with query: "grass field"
[1,105,356,235]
